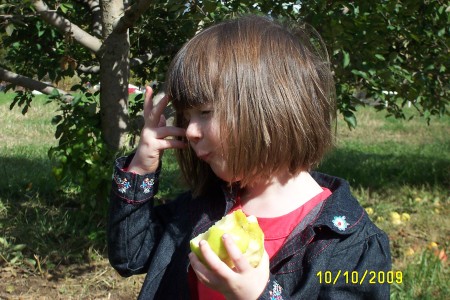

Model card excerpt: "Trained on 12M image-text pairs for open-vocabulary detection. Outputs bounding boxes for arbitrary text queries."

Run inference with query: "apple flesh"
[190,209,264,268]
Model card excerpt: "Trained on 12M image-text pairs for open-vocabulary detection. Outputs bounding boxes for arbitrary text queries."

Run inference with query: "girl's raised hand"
[127,86,186,175]
[189,234,270,300]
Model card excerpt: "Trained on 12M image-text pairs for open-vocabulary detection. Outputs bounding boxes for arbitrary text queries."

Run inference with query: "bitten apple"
[190,209,264,268]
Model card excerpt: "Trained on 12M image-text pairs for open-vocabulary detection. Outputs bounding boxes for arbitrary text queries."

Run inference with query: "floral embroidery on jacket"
[114,174,131,194]
[140,178,154,194]
[332,215,348,231]
[269,280,284,300]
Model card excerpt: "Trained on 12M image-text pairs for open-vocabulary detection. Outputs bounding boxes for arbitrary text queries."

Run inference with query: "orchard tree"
[0,0,448,207]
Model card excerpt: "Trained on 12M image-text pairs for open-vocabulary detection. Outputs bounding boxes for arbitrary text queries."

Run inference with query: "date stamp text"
[317,270,403,285]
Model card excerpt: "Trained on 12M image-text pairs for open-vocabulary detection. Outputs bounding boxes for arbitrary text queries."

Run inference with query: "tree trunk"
[99,0,130,151]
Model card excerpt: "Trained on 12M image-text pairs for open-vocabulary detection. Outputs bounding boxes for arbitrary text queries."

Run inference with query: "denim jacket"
[108,156,391,299]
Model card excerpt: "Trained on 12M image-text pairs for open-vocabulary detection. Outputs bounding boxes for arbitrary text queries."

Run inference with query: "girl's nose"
[186,121,202,144]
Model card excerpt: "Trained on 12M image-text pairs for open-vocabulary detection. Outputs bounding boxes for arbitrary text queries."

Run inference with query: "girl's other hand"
[127,86,186,174]
[189,234,270,300]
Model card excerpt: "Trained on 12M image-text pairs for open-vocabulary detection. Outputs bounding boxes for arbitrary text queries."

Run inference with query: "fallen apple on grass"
[190,209,264,268]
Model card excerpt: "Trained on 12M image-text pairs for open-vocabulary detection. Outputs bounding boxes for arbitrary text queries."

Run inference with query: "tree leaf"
[343,50,350,68]
[51,115,63,125]
[5,24,15,36]
[375,54,385,61]
[11,244,27,251]
[343,111,357,129]
[59,3,74,14]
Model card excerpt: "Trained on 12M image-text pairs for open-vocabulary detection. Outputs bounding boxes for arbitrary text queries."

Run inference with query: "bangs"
[166,28,220,114]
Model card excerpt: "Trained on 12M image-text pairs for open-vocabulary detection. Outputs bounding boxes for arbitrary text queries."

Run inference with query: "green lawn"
[0,92,448,299]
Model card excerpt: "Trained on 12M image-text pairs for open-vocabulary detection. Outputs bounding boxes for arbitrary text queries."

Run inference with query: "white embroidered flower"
[332,215,348,231]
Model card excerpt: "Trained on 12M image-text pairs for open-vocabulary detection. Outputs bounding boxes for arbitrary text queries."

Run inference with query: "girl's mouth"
[197,153,211,161]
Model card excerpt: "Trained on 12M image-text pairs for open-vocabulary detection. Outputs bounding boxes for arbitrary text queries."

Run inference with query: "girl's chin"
[210,166,241,183]
[205,156,244,183]
[213,173,237,183]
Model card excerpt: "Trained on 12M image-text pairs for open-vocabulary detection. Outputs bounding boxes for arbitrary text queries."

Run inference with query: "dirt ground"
[0,259,144,300]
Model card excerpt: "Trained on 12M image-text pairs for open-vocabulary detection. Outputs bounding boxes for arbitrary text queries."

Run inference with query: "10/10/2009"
[316,270,403,285]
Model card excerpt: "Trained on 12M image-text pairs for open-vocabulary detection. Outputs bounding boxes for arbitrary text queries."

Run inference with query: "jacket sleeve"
[107,155,164,277]
[258,276,290,300]
[320,229,392,299]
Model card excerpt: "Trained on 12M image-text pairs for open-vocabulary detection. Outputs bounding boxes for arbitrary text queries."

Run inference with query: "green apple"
[190,209,264,268]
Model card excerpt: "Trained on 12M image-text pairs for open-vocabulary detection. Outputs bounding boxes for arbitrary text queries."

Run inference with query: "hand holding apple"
[189,210,269,300]
[190,209,264,268]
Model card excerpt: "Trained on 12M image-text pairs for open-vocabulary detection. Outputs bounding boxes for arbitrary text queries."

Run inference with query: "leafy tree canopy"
[1,1,448,123]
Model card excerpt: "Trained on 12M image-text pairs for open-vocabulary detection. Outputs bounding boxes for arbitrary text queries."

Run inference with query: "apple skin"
[190,209,264,268]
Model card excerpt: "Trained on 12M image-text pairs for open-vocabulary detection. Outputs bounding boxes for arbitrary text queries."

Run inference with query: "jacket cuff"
[111,155,160,204]
[258,276,286,300]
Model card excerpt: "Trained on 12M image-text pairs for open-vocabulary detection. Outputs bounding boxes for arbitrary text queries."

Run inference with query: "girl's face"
[184,104,236,182]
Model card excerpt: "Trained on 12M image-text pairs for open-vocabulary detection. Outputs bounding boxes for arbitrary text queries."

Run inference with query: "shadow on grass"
[317,148,450,190]
[0,156,107,276]
[0,155,57,196]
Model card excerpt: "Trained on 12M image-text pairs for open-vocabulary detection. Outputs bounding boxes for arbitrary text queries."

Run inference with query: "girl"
[108,15,391,299]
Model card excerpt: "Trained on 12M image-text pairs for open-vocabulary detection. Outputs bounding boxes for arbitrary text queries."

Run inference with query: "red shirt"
[193,188,332,299]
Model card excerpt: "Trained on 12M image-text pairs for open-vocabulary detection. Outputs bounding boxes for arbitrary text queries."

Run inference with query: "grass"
[0,93,141,298]
[318,107,449,299]
[391,251,449,299]
[0,93,57,196]
[0,91,448,299]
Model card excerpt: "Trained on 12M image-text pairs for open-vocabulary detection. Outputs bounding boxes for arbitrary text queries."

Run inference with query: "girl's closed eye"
[201,110,213,117]
[182,108,213,123]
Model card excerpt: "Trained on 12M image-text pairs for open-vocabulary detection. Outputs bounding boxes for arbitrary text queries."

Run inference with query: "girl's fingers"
[222,234,251,273]
[143,86,154,119]
[199,240,233,278]
[149,95,169,128]
[259,250,270,270]
[156,139,187,151]
[154,126,186,139]
[143,86,169,128]
[189,252,214,286]
[157,114,166,128]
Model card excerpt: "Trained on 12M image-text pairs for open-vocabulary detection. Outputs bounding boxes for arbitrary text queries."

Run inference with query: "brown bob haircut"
[166,15,336,196]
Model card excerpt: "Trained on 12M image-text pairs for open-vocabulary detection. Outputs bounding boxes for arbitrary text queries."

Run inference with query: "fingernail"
[222,233,229,240]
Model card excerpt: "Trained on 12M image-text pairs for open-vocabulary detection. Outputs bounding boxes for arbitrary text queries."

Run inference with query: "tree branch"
[0,14,29,26]
[114,0,154,33]
[0,67,72,101]
[75,0,102,38]
[130,52,153,67]
[77,64,100,74]
[77,52,152,74]
[32,0,102,53]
